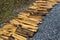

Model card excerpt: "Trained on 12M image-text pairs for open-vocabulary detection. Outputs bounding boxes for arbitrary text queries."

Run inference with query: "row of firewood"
[0,0,60,40]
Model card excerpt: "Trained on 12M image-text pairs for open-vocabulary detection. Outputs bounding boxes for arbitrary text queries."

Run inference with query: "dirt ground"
[0,0,35,25]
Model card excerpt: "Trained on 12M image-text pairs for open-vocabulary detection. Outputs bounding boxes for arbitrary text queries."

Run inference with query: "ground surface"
[0,0,35,25]
[33,3,60,40]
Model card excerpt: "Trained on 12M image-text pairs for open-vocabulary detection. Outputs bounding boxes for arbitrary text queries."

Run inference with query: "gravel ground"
[33,3,60,40]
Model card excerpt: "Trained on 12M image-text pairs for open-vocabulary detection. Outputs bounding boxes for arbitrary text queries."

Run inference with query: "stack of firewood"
[0,0,59,40]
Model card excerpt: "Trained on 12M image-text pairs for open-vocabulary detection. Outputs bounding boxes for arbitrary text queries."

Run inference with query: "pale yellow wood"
[33,2,47,6]
[3,24,17,34]
[27,9,38,12]
[28,16,43,23]
[33,3,52,9]
[12,33,27,40]
[35,0,47,3]
[29,5,47,11]
[18,14,43,23]
[20,23,38,32]
[10,19,38,32]
[16,19,38,26]
[33,0,57,9]
[0,28,11,36]
[18,14,28,19]
[10,19,20,25]
[18,12,30,16]
[0,36,8,40]
[29,5,39,9]
[0,28,4,34]
[47,0,57,5]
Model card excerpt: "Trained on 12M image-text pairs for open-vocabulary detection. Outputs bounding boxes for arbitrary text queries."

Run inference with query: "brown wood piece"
[10,19,38,32]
